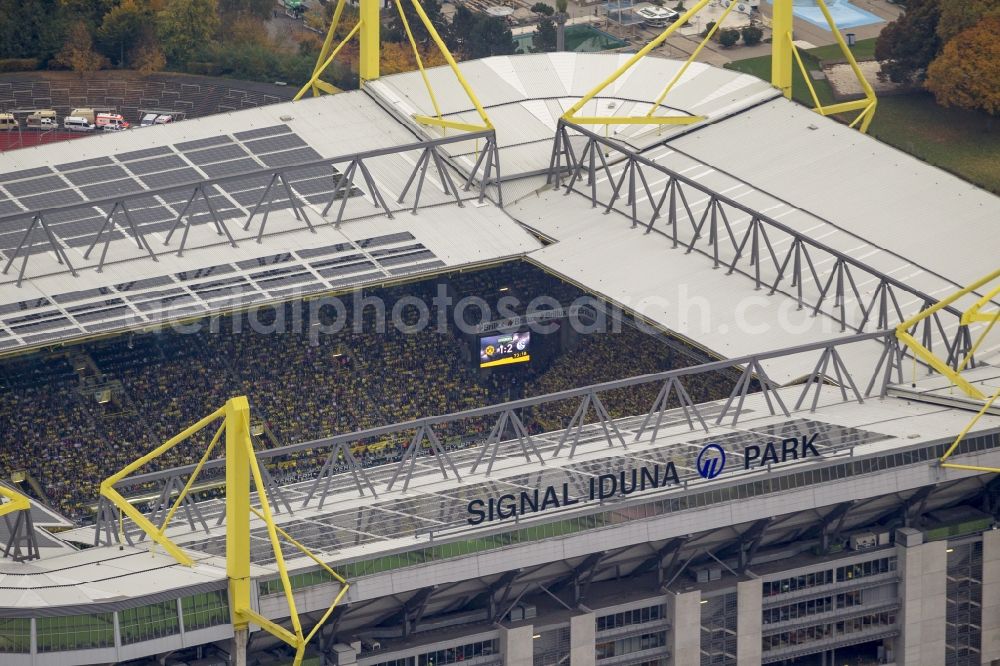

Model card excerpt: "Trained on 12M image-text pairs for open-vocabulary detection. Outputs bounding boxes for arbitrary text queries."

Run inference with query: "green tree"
[469,15,516,58]
[385,0,447,48]
[718,27,740,47]
[131,39,166,74]
[530,2,554,15]
[157,0,220,64]
[218,0,273,19]
[936,0,1000,43]
[449,5,478,56]
[52,19,108,73]
[0,0,68,61]
[97,0,146,66]
[874,0,941,84]
[532,16,556,52]
[740,24,762,46]
[925,15,1000,116]
[60,0,117,28]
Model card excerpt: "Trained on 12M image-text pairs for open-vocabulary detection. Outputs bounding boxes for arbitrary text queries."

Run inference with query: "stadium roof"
[0,52,998,380]
[0,90,539,353]
[44,379,1000,612]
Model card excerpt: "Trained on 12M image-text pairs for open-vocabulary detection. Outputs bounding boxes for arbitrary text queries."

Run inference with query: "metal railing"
[547,120,977,371]
[96,328,905,543]
[0,129,502,287]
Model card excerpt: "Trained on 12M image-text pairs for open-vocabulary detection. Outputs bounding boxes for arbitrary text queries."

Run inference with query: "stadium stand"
[0,263,724,522]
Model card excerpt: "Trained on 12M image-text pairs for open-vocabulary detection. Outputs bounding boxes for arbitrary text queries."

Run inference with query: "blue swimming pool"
[770,0,884,30]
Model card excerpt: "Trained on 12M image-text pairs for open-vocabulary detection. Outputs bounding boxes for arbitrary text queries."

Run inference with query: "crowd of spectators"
[0,263,735,522]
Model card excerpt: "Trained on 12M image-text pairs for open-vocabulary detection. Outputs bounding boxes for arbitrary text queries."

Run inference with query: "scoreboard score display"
[479,331,531,368]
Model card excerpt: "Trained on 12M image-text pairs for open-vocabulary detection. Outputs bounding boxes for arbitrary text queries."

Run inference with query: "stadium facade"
[0,51,999,666]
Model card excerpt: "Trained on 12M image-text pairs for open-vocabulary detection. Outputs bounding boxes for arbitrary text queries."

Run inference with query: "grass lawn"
[724,38,1000,194]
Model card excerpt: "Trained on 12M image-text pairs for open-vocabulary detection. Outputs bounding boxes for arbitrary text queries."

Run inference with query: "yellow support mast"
[295,0,492,133]
[771,0,794,98]
[564,0,877,132]
[99,397,349,666]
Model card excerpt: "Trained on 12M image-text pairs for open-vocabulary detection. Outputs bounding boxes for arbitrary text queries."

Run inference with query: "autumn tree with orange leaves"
[925,16,1000,116]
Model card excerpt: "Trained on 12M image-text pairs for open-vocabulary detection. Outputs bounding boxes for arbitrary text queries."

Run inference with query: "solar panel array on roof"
[0,232,444,351]
[0,125,362,262]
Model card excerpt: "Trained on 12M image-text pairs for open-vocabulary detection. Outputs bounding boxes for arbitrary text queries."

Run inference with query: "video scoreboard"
[479,331,531,368]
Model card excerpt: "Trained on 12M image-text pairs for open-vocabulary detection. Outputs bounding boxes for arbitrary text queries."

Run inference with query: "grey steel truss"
[2,504,40,562]
[547,120,979,373]
[0,130,502,287]
[99,329,923,517]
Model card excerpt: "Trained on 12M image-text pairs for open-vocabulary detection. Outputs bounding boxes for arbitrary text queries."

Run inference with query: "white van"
[0,113,17,130]
[63,116,96,132]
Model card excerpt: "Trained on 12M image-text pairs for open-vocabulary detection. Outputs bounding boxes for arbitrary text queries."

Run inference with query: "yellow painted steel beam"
[647,0,738,116]
[788,36,823,110]
[294,22,362,101]
[311,80,340,95]
[563,0,713,123]
[936,384,1000,477]
[941,463,1000,473]
[771,0,793,97]
[956,313,998,375]
[0,485,30,516]
[102,486,195,566]
[407,0,493,129]
[816,99,873,116]
[98,406,226,567]
[226,397,253,628]
[413,115,488,133]
[157,422,224,535]
[359,0,380,82]
[305,583,351,645]
[813,0,877,132]
[569,115,704,125]
[240,607,300,648]
[393,0,444,123]
[962,283,1000,325]
[311,0,347,81]
[249,505,348,585]
[895,267,1000,400]
[242,430,305,643]
[102,407,225,488]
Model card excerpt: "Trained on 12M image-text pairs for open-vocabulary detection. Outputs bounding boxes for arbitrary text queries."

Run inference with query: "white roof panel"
[666,98,1000,290]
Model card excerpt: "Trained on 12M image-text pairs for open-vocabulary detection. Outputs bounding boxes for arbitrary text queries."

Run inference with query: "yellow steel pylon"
[100,397,349,666]
[563,0,877,132]
[896,267,1000,401]
[294,0,493,133]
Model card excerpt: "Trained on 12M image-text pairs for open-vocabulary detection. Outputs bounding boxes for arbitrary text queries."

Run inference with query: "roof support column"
[359,0,380,83]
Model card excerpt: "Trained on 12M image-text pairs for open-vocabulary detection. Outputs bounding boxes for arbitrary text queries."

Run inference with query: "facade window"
[761,611,896,653]
[596,604,665,631]
[119,600,180,645]
[417,639,498,665]
[35,614,114,652]
[372,660,412,666]
[835,557,896,582]
[534,627,571,666]
[762,592,863,624]
[595,631,666,659]
[0,618,30,653]
[763,557,895,598]
[182,590,230,631]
